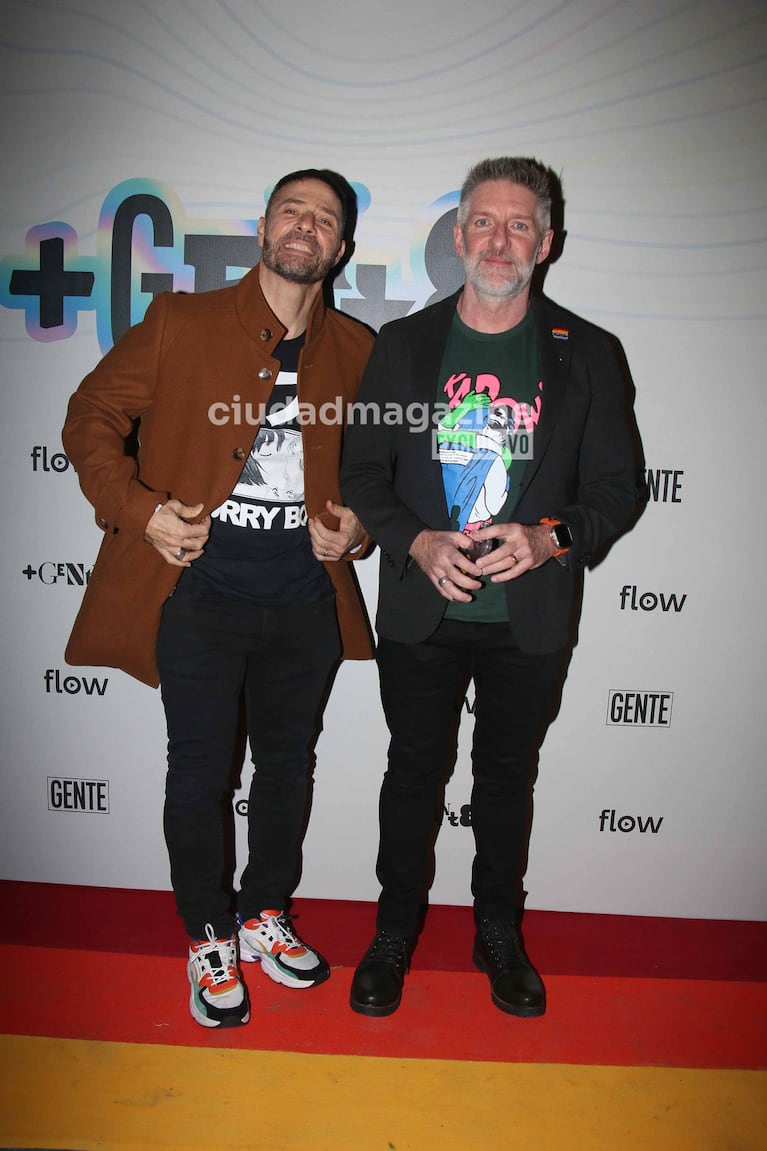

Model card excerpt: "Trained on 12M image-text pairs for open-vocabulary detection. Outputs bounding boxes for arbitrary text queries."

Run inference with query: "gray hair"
[457,157,554,232]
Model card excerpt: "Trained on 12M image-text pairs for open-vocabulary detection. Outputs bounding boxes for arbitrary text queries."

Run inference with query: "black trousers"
[157,590,341,940]
[375,618,568,937]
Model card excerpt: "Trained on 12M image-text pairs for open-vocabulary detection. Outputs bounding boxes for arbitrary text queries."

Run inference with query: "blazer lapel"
[406,292,461,525]
[409,290,461,402]
[514,296,571,502]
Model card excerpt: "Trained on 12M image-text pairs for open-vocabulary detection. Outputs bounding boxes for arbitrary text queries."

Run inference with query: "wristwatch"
[539,517,573,557]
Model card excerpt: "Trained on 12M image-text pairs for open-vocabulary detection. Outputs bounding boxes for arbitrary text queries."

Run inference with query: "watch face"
[552,523,573,548]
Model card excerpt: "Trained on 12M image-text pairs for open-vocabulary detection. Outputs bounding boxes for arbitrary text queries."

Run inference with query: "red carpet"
[2,881,765,1151]
[3,944,765,1068]
[4,880,766,978]
[2,880,766,1069]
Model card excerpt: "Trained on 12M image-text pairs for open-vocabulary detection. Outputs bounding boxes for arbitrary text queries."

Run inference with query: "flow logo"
[23,563,92,586]
[599,809,663,834]
[607,690,673,727]
[619,585,687,613]
[43,669,108,696]
[48,776,110,813]
[30,446,71,473]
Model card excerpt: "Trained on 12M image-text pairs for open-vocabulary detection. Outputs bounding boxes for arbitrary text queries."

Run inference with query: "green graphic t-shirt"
[436,308,541,622]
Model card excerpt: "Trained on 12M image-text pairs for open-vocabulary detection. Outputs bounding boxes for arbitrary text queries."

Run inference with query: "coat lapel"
[408,292,461,524]
[514,296,571,503]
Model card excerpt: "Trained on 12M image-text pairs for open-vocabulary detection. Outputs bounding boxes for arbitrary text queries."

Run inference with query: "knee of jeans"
[164,782,229,815]
[249,766,311,796]
[471,752,537,786]
[382,762,447,794]
[165,756,232,805]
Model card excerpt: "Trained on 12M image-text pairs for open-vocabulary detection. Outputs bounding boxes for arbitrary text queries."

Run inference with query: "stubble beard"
[463,249,538,301]
[261,233,339,285]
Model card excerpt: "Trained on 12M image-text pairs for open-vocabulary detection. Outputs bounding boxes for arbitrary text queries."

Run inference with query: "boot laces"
[366,930,410,965]
[479,919,525,967]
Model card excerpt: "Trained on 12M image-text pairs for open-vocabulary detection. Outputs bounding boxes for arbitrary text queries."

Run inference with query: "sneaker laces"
[191,924,238,988]
[271,912,303,951]
[241,910,308,956]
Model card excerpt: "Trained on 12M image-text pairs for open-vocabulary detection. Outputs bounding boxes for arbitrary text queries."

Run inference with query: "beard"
[462,248,538,301]
[260,232,339,285]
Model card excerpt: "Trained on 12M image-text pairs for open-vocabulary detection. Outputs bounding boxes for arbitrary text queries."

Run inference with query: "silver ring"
[438,576,449,587]
[175,548,186,560]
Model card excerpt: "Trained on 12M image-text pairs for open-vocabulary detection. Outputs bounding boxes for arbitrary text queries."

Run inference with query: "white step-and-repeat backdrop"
[2,0,765,920]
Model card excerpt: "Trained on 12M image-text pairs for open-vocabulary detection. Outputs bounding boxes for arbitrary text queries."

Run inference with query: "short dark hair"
[265,168,354,235]
[457,157,554,232]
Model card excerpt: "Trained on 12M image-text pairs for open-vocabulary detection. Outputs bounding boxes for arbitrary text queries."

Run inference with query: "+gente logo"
[0,179,465,354]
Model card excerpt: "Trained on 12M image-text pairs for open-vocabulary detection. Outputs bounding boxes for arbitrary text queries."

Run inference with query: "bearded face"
[259,178,345,285]
[260,230,341,285]
[454,180,552,303]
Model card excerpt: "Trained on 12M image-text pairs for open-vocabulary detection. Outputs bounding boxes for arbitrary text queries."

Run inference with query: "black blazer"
[341,291,639,653]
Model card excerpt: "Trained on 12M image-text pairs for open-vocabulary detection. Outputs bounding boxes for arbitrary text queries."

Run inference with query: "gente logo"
[606,690,673,727]
[48,776,110,813]
[24,563,92,586]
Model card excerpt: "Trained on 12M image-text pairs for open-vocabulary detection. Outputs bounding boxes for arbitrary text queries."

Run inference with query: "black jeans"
[375,618,568,937]
[157,590,341,940]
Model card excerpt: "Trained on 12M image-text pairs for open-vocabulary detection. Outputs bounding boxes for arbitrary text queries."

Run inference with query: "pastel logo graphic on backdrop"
[1,179,463,352]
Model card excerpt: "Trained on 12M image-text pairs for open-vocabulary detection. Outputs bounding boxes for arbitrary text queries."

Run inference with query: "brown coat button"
[260,328,272,341]
[258,367,273,380]
[232,447,246,460]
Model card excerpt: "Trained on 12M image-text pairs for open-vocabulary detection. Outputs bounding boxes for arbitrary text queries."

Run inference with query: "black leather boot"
[349,930,412,1017]
[473,917,546,1017]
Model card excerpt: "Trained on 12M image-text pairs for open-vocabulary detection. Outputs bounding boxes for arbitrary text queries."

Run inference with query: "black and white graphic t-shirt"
[179,334,332,606]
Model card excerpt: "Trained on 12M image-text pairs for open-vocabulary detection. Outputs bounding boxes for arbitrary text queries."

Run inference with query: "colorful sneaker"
[238,910,330,989]
[187,924,250,1028]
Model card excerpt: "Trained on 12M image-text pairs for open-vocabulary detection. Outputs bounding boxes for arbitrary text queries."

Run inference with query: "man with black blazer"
[341,157,639,1018]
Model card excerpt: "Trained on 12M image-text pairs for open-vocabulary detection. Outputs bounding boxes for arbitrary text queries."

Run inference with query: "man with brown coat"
[63,169,374,1028]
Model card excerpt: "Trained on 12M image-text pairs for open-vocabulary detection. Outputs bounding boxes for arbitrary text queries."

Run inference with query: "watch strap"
[539,516,571,557]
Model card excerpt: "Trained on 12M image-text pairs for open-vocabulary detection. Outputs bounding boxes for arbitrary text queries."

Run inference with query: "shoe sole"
[190,1002,252,1028]
[240,946,330,990]
[187,959,251,1027]
[188,990,251,1028]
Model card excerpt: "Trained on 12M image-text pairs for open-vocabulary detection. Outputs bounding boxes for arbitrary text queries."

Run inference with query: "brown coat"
[62,267,375,687]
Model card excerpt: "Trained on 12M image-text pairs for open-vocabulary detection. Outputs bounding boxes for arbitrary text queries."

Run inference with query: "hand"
[474,522,556,582]
[144,500,210,567]
[309,499,364,561]
[409,529,483,602]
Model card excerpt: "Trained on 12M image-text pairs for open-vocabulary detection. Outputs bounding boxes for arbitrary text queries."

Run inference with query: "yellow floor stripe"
[1,1034,764,1151]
